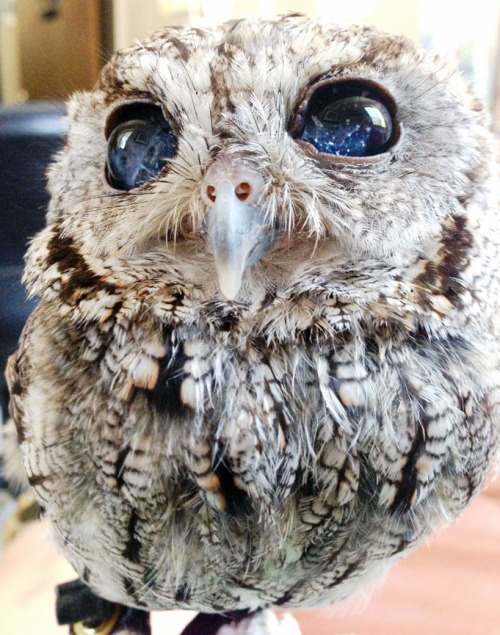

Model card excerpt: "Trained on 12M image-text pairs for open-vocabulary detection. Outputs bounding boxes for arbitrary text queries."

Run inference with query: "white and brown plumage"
[4,13,500,628]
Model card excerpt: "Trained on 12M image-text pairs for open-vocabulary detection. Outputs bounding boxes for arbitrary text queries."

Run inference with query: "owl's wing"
[2,349,30,489]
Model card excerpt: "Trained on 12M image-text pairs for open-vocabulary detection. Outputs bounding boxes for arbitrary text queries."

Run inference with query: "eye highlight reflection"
[106,103,177,191]
[297,80,398,157]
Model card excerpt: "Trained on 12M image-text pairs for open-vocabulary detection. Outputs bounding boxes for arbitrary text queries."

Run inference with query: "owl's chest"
[19,307,498,610]
[77,319,472,519]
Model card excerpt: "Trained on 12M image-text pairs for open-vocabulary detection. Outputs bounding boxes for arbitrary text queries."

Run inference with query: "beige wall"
[0,8,25,104]
[113,0,189,50]
[17,0,102,100]
[112,0,421,50]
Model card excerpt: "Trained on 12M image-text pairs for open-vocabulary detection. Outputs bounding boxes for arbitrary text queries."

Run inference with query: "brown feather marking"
[46,231,116,303]
[415,215,474,309]
[169,36,191,62]
[437,215,474,304]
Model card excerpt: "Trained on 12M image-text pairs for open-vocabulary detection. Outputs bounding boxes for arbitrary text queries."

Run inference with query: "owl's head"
[30,15,494,310]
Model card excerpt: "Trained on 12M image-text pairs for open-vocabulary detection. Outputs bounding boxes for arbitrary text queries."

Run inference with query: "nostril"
[202,164,264,207]
[206,181,252,204]
[206,185,216,202]
[235,182,251,201]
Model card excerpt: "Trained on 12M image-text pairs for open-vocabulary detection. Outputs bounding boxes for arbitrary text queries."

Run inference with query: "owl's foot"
[56,579,301,635]
[56,579,151,634]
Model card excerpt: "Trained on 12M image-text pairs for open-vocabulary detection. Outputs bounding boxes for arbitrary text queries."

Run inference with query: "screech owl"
[4,12,500,635]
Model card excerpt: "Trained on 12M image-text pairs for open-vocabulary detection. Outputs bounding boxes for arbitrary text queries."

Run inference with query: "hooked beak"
[203,163,275,300]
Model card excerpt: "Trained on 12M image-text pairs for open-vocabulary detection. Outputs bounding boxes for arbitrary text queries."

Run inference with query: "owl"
[4,13,500,635]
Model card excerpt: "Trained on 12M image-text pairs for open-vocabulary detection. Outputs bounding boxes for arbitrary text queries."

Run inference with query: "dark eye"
[297,80,398,158]
[106,103,177,190]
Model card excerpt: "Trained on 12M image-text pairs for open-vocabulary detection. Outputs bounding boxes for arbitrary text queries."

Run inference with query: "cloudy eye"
[106,103,177,191]
[297,80,398,158]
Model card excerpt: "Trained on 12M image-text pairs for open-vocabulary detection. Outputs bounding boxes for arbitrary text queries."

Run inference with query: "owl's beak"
[203,165,275,300]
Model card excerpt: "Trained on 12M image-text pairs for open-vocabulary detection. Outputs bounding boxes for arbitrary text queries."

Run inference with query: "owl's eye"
[297,80,398,157]
[105,103,177,191]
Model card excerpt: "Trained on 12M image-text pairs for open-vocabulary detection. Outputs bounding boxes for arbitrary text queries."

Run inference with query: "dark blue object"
[0,101,67,419]
[106,105,177,191]
[301,82,394,157]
